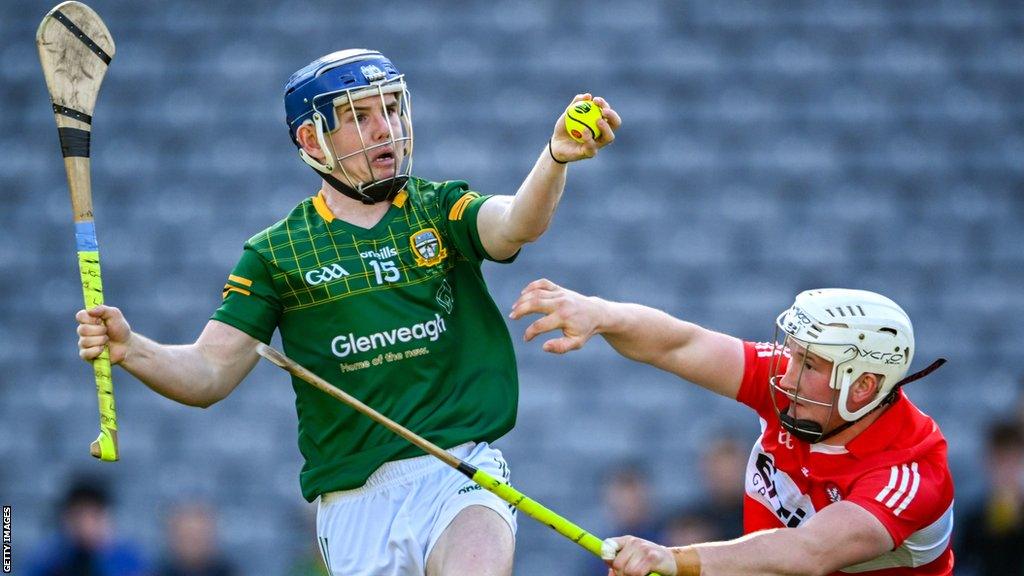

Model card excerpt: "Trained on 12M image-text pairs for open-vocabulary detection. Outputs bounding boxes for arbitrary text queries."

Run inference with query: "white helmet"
[774,288,914,422]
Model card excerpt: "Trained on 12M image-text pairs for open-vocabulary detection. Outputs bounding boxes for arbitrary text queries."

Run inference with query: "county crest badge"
[360,64,386,82]
[410,227,447,267]
[825,483,843,503]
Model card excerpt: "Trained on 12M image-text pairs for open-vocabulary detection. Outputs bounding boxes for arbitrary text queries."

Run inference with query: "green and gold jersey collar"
[312,186,411,237]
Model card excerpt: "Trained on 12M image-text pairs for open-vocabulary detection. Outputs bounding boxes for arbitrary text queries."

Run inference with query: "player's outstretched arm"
[510,278,744,399]
[76,306,259,407]
[476,94,621,261]
[605,501,893,576]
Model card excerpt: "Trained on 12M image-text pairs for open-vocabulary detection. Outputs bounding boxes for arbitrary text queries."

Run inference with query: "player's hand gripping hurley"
[37,1,119,461]
[256,344,660,574]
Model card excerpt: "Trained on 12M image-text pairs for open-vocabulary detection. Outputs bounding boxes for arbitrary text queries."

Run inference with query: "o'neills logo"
[331,314,447,358]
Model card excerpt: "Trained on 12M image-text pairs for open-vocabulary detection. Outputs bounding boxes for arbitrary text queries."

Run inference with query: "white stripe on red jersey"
[894,463,921,516]
[884,464,913,509]
[875,466,900,503]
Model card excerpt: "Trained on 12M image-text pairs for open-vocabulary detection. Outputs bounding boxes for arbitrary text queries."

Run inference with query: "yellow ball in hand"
[565,100,602,143]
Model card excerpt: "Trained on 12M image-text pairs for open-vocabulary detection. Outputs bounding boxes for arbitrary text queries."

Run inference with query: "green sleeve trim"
[462,195,521,264]
[211,246,282,343]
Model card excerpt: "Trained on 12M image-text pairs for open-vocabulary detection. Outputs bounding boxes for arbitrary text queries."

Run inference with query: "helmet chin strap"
[778,358,946,444]
[317,167,407,205]
[779,409,855,444]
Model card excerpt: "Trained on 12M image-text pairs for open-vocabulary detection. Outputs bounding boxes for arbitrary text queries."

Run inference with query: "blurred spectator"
[602,460,661,541]
[580,460,660,575]
[692,437,746,540]
[957,421,1024,575]
[660,509,718,547]
[1016,380,1024,430]
[156,503,236,576]
[25,475,148,576]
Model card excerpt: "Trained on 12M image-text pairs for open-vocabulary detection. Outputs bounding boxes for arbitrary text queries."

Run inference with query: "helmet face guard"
[767,332,847,444]
[767,289,916,444]
[306,81,413,203]
[285,50,414,204]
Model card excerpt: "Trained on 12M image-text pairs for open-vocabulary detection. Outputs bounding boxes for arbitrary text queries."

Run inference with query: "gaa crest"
[410,227,447,267]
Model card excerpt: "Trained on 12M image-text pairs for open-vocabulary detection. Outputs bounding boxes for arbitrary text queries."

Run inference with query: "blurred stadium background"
[2,0,1023,574]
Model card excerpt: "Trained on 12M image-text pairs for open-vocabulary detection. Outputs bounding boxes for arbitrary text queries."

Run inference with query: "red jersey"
[736,342,954,575]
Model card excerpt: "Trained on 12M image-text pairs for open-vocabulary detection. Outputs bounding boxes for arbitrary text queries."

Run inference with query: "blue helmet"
[284,49,414,204]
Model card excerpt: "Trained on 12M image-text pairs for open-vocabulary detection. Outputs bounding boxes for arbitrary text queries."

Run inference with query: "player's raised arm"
[77,307,259,408]
[475,94,621,261]
[509,279,745,399]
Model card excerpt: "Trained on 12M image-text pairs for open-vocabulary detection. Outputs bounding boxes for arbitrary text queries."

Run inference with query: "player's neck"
[320,182,392,229]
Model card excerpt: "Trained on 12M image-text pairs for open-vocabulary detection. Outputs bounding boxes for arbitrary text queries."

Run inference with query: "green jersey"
[212,178,519,501]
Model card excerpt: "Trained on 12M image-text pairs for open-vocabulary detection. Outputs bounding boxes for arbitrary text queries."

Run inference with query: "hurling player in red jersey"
[510,281,953,576]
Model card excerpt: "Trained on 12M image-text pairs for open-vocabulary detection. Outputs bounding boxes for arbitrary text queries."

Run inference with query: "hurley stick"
[37,2,119,461]
[256,344,660,574]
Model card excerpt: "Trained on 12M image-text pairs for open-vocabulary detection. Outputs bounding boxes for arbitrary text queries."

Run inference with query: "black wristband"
[548,137,568,164]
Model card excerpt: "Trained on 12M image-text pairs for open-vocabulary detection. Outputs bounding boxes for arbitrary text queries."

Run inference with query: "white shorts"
[316,442,518,576]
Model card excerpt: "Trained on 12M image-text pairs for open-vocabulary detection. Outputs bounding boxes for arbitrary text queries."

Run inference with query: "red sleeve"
[736,341,789,418]
[846,458,954,548]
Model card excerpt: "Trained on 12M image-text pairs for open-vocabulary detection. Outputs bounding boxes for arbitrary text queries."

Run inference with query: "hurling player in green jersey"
[75,49,620,576]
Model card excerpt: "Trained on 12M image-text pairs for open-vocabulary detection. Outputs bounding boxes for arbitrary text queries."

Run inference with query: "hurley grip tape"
[75,221,99,251]
[59,127,91,158]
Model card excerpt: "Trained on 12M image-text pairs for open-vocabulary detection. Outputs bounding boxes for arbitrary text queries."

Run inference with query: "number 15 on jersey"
[369,259,400,285]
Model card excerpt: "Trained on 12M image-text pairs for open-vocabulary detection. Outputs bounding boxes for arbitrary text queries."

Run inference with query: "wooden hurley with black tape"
[37,1,119,461]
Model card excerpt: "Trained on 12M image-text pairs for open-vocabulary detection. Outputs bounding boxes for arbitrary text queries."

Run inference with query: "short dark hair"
[604,459,650,486]
[987,421,1024,452]
[61,476,111,511]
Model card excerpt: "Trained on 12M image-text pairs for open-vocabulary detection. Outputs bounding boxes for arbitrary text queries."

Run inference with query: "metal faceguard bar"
[303,80,414,192]
[766,328,844,437]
